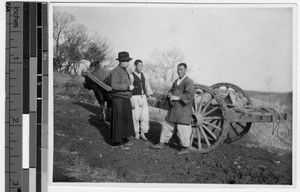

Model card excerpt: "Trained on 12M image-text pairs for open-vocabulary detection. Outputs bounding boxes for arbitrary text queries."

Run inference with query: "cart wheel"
[210,83,252,143]
[189,84,229,153]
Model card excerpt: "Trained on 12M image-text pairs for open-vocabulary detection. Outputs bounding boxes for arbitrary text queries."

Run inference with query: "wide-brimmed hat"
[116,51,132,61]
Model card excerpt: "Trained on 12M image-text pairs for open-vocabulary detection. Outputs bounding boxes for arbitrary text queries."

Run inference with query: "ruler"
[5,2,48,192]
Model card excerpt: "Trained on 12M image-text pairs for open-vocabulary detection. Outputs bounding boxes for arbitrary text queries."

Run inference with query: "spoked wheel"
[210,83,252,143]
[189,84,229,153]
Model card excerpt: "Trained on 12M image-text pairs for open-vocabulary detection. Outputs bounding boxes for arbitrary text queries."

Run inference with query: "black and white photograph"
[50,2,295,187]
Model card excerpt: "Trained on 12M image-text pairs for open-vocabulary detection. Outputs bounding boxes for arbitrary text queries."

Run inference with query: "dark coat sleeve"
[168,81,176,95]
[110,70,129,91]
[178,78,195,105]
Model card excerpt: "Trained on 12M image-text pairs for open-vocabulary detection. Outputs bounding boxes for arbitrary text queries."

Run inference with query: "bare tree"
[145,47,184,83]
[62,24,89,74]
[84,33,111,69]
[53,11,75,71]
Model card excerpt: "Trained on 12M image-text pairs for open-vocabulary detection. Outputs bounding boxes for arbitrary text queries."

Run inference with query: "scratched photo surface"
[52,4,293,184]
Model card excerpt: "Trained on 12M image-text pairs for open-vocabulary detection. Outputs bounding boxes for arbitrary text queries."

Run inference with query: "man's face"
[135,62,143,73]
[177,65,186,79]
[120,61,130,68]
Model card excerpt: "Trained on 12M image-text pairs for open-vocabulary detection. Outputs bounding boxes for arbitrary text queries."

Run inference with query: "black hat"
[116,51,132,61]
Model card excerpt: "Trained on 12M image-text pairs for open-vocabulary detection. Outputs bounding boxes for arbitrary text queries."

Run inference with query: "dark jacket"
[110,65,131,99]
[166,76,195,125]
[132,72,146,95]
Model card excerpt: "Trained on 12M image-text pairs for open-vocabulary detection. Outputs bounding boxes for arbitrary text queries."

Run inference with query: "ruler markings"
[29,7,37,182]
[5,6,9,190]
[7,2,48,192]
[36,6,42,190]
[8,2,23,192]
[42,8,49,188]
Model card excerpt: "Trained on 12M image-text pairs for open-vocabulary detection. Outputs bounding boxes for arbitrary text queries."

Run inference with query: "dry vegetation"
[241,91,293,153]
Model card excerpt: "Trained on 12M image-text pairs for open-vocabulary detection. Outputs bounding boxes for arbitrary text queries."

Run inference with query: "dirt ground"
[53,97,292,184]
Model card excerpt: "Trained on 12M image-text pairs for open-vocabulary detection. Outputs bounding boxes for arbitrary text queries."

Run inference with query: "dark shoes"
[124,140,134,146]
[150,143,165,150]
[123,137,134,146]
[112,137,134,146]
[150,143,189,155]
[176,148,189,155]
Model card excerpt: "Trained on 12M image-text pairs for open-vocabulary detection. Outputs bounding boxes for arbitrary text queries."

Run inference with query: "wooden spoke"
[203,106,219,116]
[215,120,220,126]
[197,127,202,150]
[201,96,213,113]
[202,124,217,140]
[212,120,220,133]
[230,122,240,135]
[236,122,246,130]
[203,121,222,130]
[198,93,204,112]
[194,96,198,112]
[200,126,211,147]
[209,119,216,124]
[203,116,222,120]
[190,128,196,147]
[226,86,229,94]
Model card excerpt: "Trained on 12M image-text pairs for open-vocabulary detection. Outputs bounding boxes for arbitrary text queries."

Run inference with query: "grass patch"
[54,72,97,104]
[237,92,293,152]
[53,147,125,182]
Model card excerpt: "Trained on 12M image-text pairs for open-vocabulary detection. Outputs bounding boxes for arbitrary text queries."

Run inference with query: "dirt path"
[53,97,292,184]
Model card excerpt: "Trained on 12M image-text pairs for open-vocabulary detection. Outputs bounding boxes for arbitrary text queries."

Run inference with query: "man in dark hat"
[109,51,135,146]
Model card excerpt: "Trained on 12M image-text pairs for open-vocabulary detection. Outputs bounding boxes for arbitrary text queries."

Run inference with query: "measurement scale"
[5,2,48,192]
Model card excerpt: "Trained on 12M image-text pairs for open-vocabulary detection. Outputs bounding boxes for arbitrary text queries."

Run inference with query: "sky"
[54,4,294,92]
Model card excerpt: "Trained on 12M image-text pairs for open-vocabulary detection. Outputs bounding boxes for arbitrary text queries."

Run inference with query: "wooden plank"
[82,71,112,92]
[227,109,287,123]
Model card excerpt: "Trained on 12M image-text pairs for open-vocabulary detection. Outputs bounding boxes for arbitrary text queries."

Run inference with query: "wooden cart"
[82,72,287,153]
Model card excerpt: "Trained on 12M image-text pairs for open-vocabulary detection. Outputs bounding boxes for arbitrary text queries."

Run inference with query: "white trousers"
[160,121,192,148]
[130,95,150,134]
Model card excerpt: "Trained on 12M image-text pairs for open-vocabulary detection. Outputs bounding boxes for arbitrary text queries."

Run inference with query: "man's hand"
[167,92,172,98]
[148,95,156,101]
[129,85,134,91]
[170,95,180,101]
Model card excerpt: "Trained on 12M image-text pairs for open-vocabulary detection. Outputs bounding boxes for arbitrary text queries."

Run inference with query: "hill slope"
[53,97,292,184]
